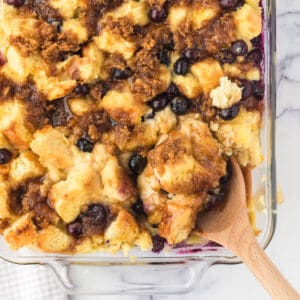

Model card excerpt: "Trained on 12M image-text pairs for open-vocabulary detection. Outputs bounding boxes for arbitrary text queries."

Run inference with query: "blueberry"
[152,235,166,253]
[251,35,262,48]
[231,40,248,56]
[219,0,239,9]
[132,200,146,216]
[253,80,264,100]
[0,52,6,67]
[240,80,253,99]
[81,204,108,235]
[6,0,25,7]
[129,153,147,175]
[170,95,191,115]
[174,58,189,75]
[74,84,90,95]
[214,49,236,64]
[76,138,94,153]
[219,104,240,120]
[166,83,180,100]
[148,6,168,23]
[157,48,170,66]
[111,67,133,80]
[0,148,12,164]
[246,49,263,65]
[148,93,169,112]
[67,222,84,238]
[84,204,107,223]
[182,48,204,62]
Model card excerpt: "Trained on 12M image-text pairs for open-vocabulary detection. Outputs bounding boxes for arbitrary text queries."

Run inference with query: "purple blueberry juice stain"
[176,241,221,255]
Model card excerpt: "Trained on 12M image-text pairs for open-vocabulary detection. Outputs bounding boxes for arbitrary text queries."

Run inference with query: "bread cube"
[173,73,202,99]
[191,58,224,93]
[213,107,263,167]
[234,4,262,41]
[48,152,103,223]
[223,63,261,81]
[100,90,148,125]
[49,0,87,19]
[30,127,74,171]
[168,6,188,32]
[62,19,88,43]
[105,210,140,245]
[9,151,45,186]
[0,178,14,222]
[101,157,137,203]
[0,100,32,150]
[189,1,221,30]
[4,213,37,250]
[108,0,150,26]
[94,29,136,60]
[36,225,72,253]
[34,70,77,100]
[210,77,242,109]
[2,47,31,83]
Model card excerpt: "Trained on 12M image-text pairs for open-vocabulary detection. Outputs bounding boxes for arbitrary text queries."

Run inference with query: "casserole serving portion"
[0,0,266,255]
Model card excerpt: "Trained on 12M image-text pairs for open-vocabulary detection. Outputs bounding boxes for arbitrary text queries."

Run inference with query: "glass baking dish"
[0,0,277,295]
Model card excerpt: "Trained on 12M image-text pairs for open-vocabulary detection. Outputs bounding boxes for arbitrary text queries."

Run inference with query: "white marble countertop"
[1,1,299,299]
[72,1,300,299]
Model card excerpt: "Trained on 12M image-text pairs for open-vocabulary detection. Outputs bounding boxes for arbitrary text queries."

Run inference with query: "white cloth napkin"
[0,259,67,300]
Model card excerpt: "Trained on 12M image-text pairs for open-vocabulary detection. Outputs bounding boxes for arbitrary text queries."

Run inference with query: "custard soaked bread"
[0,0,263,254]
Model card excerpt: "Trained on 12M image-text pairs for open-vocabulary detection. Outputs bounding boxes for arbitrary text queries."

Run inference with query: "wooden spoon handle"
[229,226,300,300]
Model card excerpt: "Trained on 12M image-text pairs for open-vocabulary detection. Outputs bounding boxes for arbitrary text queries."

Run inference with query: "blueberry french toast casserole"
[0,0,264,254]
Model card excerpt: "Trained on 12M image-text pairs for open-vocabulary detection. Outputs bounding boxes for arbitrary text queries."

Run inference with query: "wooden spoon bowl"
[196,158,300,299]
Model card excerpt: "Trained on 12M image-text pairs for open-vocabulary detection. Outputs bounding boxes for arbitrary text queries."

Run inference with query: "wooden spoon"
[197,157,300,299]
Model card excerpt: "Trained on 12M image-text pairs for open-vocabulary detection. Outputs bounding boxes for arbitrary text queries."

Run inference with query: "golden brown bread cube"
[0,100,32,150]
[188,0,221,30]
[168,5,188,32]
[234,4,262,41]
[159,194,206,245]
[106,0,150,26]
[191,58,224,94]
[173,73,203,99]
[211,107,263,167]
[100,89,148,125]
[94,29,136,60]
[9,151,45,186]
[4,213,37,250]
[30,127,74,181]
[36,226,73,253]
[0,177,15,227]
[104,210,140,245]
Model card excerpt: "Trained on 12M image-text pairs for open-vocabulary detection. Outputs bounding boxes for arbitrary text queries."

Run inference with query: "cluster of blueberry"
[67,203,110,238]
[146,83,192,120]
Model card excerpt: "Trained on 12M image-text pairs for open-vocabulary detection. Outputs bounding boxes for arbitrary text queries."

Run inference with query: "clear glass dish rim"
[0,0,277,292]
